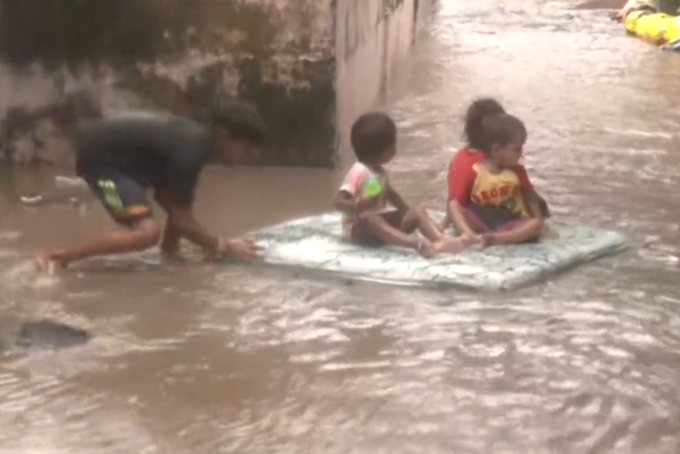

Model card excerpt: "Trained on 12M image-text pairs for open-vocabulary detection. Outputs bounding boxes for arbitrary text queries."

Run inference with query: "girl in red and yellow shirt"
[446,100,553,247]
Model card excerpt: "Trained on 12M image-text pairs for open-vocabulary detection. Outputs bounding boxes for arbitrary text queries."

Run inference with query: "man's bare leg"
[35,219,161,271]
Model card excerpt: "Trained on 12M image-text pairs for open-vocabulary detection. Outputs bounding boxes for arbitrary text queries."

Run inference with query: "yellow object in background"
[625,10,680,44]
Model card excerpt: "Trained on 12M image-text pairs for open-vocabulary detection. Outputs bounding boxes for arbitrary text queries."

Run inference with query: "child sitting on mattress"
[446,102,555,247]
[333,112,467,258]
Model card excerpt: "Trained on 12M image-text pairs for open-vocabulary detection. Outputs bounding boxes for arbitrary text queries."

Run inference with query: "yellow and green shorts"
[79,168,153,227]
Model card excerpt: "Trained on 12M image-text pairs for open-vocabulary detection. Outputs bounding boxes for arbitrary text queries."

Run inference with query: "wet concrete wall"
[335,0,433,163]
[0,0,431,168]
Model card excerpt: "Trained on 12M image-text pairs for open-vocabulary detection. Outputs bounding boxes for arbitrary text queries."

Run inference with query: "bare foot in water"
[432,236,467,254]
[34,250,68,274]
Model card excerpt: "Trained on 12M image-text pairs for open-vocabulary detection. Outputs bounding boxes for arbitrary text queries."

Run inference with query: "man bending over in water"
[35,102,267,271]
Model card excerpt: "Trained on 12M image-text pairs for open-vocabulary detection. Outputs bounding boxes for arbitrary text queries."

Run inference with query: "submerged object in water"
[245,212,628,292]
[0,319,91,354]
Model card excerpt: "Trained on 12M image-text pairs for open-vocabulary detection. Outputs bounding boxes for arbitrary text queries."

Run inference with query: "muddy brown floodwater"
[1,0,680,453]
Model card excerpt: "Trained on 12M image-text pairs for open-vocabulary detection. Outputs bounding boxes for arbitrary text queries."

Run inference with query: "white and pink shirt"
[337,162,389,238]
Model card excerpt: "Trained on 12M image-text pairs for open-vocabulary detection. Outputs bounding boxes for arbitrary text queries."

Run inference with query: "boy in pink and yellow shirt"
[333,112,466,258]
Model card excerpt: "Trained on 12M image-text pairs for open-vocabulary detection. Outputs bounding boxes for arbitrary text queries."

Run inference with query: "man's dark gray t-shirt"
[75,114,213,206]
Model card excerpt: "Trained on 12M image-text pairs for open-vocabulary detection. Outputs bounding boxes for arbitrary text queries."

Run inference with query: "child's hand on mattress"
[208,236,264,261]
[355,194,381,213]
[224,239,264,260]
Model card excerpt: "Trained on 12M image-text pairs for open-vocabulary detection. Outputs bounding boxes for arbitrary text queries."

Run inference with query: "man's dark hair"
[205,99,268,145]
[350,111,397,164]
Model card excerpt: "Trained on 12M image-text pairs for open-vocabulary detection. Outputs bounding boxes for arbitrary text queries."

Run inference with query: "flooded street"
[2,0,680,452]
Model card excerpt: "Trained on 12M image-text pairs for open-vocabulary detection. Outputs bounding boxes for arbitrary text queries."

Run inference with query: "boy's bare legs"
[480,218,543,247]
[439,214,452,232]
[362,212,437,257]
[399,205,466,253]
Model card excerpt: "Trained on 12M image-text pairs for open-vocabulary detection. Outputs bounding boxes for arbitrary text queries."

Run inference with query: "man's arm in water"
[159,149,263,260]
[154,189,184,255]
[159,154,229,255]
[164,201,223,254]
[156,190,262,260]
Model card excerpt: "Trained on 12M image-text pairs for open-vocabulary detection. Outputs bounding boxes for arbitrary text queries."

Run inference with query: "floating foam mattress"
[248,212,628,291]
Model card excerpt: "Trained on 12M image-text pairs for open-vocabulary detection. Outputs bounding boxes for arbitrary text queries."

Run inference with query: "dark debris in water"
[13,320,91,352]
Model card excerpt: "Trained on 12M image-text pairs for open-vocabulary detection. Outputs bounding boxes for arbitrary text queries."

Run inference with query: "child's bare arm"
[333,190,356,213]
[334,190,378,213]
[523,189,559,239]
[386,185,410,213]
[447,199,476,237]
[523,189,545,219]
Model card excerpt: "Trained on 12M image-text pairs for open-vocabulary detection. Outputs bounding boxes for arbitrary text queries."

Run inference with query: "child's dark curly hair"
[464,98,505,150]
[350,112,397,164]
